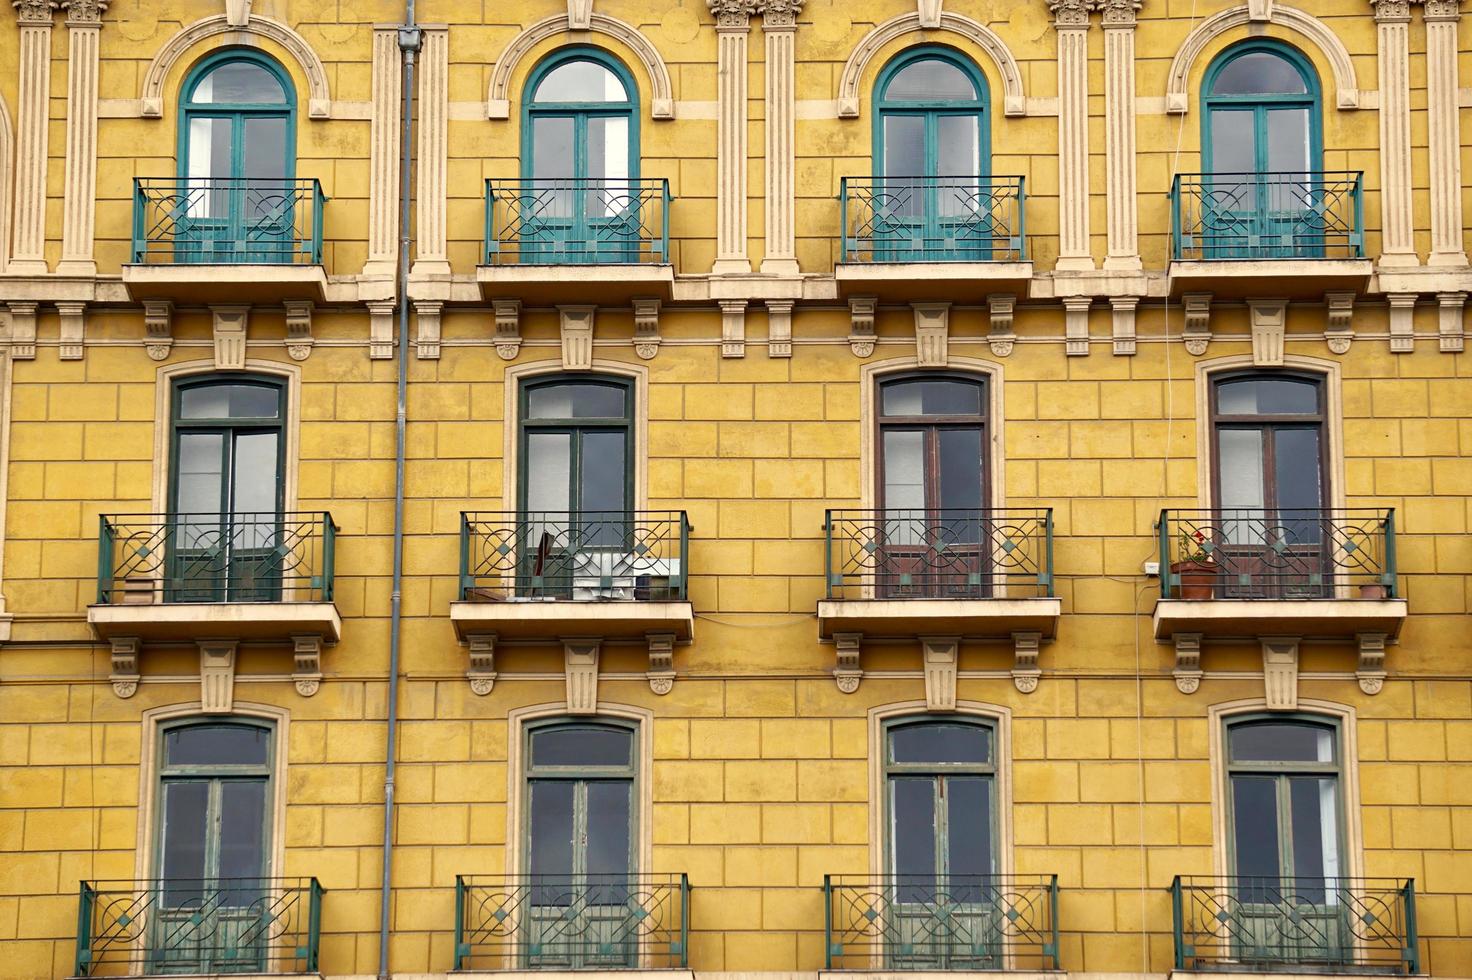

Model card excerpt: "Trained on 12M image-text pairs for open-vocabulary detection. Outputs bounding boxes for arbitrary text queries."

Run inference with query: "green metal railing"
[825,874,1060,971]
[485,177,671,265]
[1155,508,1396,600]
[1171,876,1418,974]
[1170,172,1364,261]
[825,508,1053,601]
[132,178,326,265]
[459,511,689,602]
[75,877,325,976]
[454,873,689,970]
[97,512,337,605]
[840,175,1026,262]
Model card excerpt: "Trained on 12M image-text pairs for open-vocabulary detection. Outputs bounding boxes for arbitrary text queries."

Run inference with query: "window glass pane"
[882,430,925,537]
[231,432,279,517]
[1230,722,1334,763]
[883,115,925,186]
[884,58,977,101]
[585,781,632,880]
[945,776,993,880]
[1218,429,1265,513]
[882,380,982,416]
[191,61,288,104]
[1231,774,1282,879]
[160,781,209,883]
[526,432,572,515]
[1210,51,1309,96]
[1208,111,1255,174]
[1265,108,1311,176]
[179,384,279,420]
[528,781,575,885]
[579,431,627,516]
[936,115,979,179]
[937,428,983,511]
[586,117,629,183]
[187,117,234,210]
[1217,378,1319,415]
[531,116,577,192]
[531,726,633,767]
[241,116,287,182]
[175,433,224,520]
[527,383,626,419]
[165,724,270,767]
[890,723,991,764]
[1288,776,1339,893]
[534,60,628,103]
[891,777,937,878]
[1273,428,1323,514]
[218,781,267,886]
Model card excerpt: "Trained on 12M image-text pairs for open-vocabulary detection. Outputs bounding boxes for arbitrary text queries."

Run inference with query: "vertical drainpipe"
[378,4,420,978]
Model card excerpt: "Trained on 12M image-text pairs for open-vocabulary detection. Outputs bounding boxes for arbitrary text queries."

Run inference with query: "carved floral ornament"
[707,0,802,28]
[12,0,58,24]
[1048,0,1144,26]
[62,0,105,22]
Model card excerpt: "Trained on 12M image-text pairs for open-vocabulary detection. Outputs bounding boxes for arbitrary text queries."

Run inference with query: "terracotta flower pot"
[1171,560,1217,600]
[1359,583,1389,599]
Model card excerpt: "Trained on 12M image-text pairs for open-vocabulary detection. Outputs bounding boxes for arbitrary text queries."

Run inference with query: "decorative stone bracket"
[633,298,661,359]
[1388,294,1416,354]
[285,300,314,361]
[922,636,958,711]
[415,301,442,360]
[1172,632,1203,694]
[292,634,322,697]
[766,300,794,358]
[144,301,174,360]
[6,302,38,360]
[1261,636,1300,711]
[848,296,877,357]
[1248,298,1287,366]
[831,632,1044,697]
[211,306,249,370]
[110,637,140,699]
[109,635,325,703]
[1438,292,1466,353]
[1183,292,1212,355]
[369,301,395,360]
[199,640,238,713]
[1063,297,1091,356]
[833,632,863,693]
[1356,632,1387,696]
[720,300,747,358]
[467,633,498,695]
[462,632,676,698]
[1111,297,1138,356]
[913,302,949,366]
[1012,631,1042,693]
[647,632,676,695]
[493,299,522,360]
[565,639,601,714]
[1325,291,1355,354]
[559,306,595,370]
[57,302,85,360]
[988,294,1016,357]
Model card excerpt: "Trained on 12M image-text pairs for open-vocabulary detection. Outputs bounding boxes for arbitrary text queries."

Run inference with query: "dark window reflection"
[165,725,270,767]
[531,726,633,767]
[891,723,991,765]
[1229,722,1333,763]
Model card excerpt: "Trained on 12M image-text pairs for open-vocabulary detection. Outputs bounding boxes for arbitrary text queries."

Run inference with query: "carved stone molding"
[918,0,942,27]
[988,294,1016,357]
[759,0,801,275]
[564,639,601,715]
[13,0,58,24]
[1093,0,1141,25]
[1173,632,1203,694]
[225,0,249,26]
[488,14,675,120]
[1423,1,1466,264]
[848,297,877,357]
[568,0,593,29]
[766,300,794,358]
[1248,298,1287,366]
[1388,293,1417,353]
[921,636,959,712]
[913,303,949,367]
[368,301,395,360]
[708,0,756,27]
[6,303,37,360]
[414,300,442,360]
[833,632,862,693]
[1111,297,1138,356]
[199,640,238,714]
[559,306,595,370]
[467,633,497,696]
[720,300,747,358]
[1261,636,1300,711]
[364,28,402,278]
[56,301,84,361]
[211,306,248,371]
[10,5,54,273]
[1048,0,1091,28]
[1437,292,1466,352]
[1063,297,1091,356]
[58,1,102,277]
[1324,291,1355,354]
[292,634,322,697]
[141,16,332,118]
[1183,293,1212,355]
[633,299,661,359]
[647,632,676,695]
[1247,0,1273,20]
[109,637,139,698]
[1356,632,1387,696]
[1053,7,1094,271]
[1422,0,1462,21]
[493,299,522,360]
[1012,631,1042,694]
[284,300,314,361]
[1372,0,1411,22]
[412,27,451,280]
[144,301,174,360]
[1375,3,1417,265]
[711,2,752,273]
[1099,0,1142,271]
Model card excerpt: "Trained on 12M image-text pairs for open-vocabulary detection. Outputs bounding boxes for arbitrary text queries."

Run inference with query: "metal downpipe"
[379,4,419,978]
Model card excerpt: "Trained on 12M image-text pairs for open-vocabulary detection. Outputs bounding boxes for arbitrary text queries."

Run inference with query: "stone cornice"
[13,0,57,25]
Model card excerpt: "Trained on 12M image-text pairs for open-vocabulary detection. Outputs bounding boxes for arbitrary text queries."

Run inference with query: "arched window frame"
[169,373,289,518]
[177,48,298,183]
[1200,39,1322,176]
[871,45,990,179]
[521,45,640,184]
[881,715,1000,879]
[519,718,642,878]
[516,373,635,518]
[1208,368,1329,513]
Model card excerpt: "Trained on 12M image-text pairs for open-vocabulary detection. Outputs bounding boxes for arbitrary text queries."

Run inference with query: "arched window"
[872,48,992,261]
[178,50,297,263]
[169,375,287,602]
[521,47,640,263]
[1200,41,1324,258]
[153,719,275,971]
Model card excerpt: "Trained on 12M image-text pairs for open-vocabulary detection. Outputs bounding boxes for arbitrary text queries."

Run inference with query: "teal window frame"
[882,716,1000,881]
[1201,40,1322,177]
[516,374,634,517]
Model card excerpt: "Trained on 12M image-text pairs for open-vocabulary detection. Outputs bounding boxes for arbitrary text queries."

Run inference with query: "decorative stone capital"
[1421,0,1462,22]
[61,0,104,24]
[759,0,802,27]
[708,0,756,29]
[1049,0,1092,27]
[1092,0,1140,26]
[13,0,57,25]
[1372,0,1412,22]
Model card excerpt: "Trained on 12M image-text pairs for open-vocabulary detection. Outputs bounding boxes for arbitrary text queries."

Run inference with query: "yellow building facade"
[0,1,1470,979]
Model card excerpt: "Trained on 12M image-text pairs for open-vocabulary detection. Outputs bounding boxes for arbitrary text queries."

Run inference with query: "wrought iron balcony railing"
[840,175,1026,263]
[485,178,671,265]
[454,874,689,970]
[1170,172,1364,261]
[132,178,326,265]
[1171,876,1419,975]
[75,877,325,977]
[1156,508,1396,601]
[460,511,689,602]
[825,508,1053,601]
[96,512,337,605]
[825,874,1060,971]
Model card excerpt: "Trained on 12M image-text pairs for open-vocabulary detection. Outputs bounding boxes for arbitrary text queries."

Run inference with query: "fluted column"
[710,0,754,275]
[10,0,58,275]
[362,27,402,281]
[411,26,451,279]
[1373,0,1418,266]
[1050,0,1094,271]
[1422,0,1466,266]
[759,0,802,276]
[57,0,104,276]
[1098,0,1141,270]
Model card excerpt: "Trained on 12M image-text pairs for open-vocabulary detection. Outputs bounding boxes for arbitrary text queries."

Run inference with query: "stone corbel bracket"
[226,0,251,27]
[720,300,747,358]
[110,637,140,698]
[1063,297,1091,357]
[1111,297,1139,356]
[199,639,238,713]
[833,632,863,693]
[766,300,794,358]
[1173,631,1203,694]
[467,632,498,696]
[144,301,174,360]
[921,636,959,711]
[988,294,1016,357]
[633,298,661,359]
[1324,291,1355,354]
[493,299,522,360]
[647,631,676,695]
[6,302,38,360]
[1261,636,1300,711]
[1388,294,1416,354]
[1356,632,1387,696]
[56,301,85,361]
[1183,292,1212,355]
[913,302,949,366]
[292,634,322,697]
[1248,298,1287,366]
[284,300,314,361]
[565,639,601,714]
[211,306,249,370]
[1437,292,1466,353]
[848,296,877,357]
[414,300,443,360]
[1012,630,1042,693]
[559,306,595,370]
[368,301,395,360]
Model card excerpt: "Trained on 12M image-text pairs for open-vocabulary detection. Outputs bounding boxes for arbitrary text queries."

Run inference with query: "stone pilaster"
[1373,0,1418,266]
[1050,0,1094,271]
[1097,0,1141,270]
[758,0,802,276]
[411,26,451,280]
[710,0,755,275]
[10,0,59,275]
[1421,0,1466,266]
[363,27,402,280]
[57,0,105,277]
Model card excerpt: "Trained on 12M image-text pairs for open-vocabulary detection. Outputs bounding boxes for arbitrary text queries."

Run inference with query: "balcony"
[75,877,325,977]
[1170,876,1419,975]
[818,509,1059,639]
[477,178,674,304]
[835,176,1032,301]
[87,512,341,644]
[825,874,1060,972]
[450,511,694,643]
[1167,172,1371,297]
[1153,509,1405,642]
[454,874,689,971]
[122,178,328,303]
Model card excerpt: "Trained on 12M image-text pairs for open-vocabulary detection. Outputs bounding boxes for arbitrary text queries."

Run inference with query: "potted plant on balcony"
[1171,528,1217,600]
